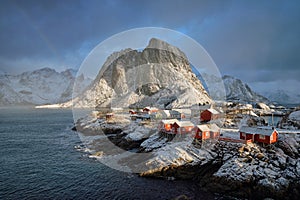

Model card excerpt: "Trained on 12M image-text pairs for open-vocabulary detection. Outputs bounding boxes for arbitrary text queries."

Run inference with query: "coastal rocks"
[139,139,218,180]
[74,113,300,199]
[281,110,300,129]
[203,140,300,199]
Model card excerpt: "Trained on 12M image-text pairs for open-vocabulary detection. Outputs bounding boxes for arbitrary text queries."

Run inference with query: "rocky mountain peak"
[72,38,212,109]
[146,38,186,59]
[222,75,269,103]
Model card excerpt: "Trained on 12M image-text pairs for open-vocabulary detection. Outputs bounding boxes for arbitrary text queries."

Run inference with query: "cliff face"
[73,38,212,109]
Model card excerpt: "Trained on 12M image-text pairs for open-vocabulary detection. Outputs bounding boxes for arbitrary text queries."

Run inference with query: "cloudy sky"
[1,0,300,91]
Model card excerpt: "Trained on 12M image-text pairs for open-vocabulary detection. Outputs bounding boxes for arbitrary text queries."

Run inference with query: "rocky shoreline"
[74,114,300,199]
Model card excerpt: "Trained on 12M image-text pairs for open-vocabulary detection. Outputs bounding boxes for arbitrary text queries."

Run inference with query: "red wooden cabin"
[159,119,179,132]
[172,121,194,134]
[192,124,220,140]
[129,110,137,115]
[200,108,220,122]
[239,126,278,144]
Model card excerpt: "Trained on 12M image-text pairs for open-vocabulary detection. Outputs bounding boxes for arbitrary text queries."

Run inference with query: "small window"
[206,132,210,137]
[259,135,265,140]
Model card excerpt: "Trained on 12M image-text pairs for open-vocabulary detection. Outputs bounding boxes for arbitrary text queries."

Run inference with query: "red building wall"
[173,123,193,134]
[200,110,219,122]
[240,131,278,144]
[254,131,278,144]
[240,132,254,140]
[200,110,212,122]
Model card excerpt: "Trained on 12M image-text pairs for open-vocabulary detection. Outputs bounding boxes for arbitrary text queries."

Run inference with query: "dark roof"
[239,126,277,136]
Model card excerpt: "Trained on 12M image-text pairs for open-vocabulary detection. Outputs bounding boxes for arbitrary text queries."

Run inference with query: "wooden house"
[136,114,151,121]
[191,104,211,117]
[170,110,183,120]
[172,121,194,134]
[150,110,169,120]
[200,108,220,122]
[239,126,278,144]
[129,110,137,115]
[159,119,179,132]
[192,124,220,140]
[143,107,159,114]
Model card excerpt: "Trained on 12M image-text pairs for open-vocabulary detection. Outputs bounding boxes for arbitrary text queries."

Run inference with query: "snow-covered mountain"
[222,75,269,103]
[0,68,92,106]
[71,38,212,109]
[250,80,300,105]
[198,73,269,103]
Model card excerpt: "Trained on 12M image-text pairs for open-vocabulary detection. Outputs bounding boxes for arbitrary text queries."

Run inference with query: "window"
[259,135,265,140]
[206,132,210,137]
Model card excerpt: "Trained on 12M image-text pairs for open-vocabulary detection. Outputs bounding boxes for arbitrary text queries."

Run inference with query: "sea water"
[0,108,214,199]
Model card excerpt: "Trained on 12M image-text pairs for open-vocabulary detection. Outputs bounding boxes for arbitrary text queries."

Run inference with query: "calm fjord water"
[0,108,214,199]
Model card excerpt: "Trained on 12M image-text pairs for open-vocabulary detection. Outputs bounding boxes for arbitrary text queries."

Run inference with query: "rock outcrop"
[72,38,212,109]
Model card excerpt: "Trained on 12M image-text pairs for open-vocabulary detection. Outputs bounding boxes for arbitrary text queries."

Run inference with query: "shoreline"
[73,113,300,200]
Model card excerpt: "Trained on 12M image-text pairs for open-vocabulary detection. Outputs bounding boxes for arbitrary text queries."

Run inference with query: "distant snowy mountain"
[264,89,299,105]
[222,75,269,103]
[198,73,269,103]
[0,68,92,106]
[250,80,300,105]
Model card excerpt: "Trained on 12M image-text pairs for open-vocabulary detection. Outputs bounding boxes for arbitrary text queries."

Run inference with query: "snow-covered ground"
[289,110,300,121]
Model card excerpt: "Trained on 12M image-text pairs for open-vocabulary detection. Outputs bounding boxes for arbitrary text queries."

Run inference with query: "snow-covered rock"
[71,38,212,109]
[256,102,271,110]
[289,110,300,121]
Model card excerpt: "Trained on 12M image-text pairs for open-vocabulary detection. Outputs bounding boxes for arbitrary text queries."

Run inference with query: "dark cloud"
[0,0,299,82]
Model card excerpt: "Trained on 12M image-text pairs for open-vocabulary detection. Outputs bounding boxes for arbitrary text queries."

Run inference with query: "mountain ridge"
[0,67,91,106]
